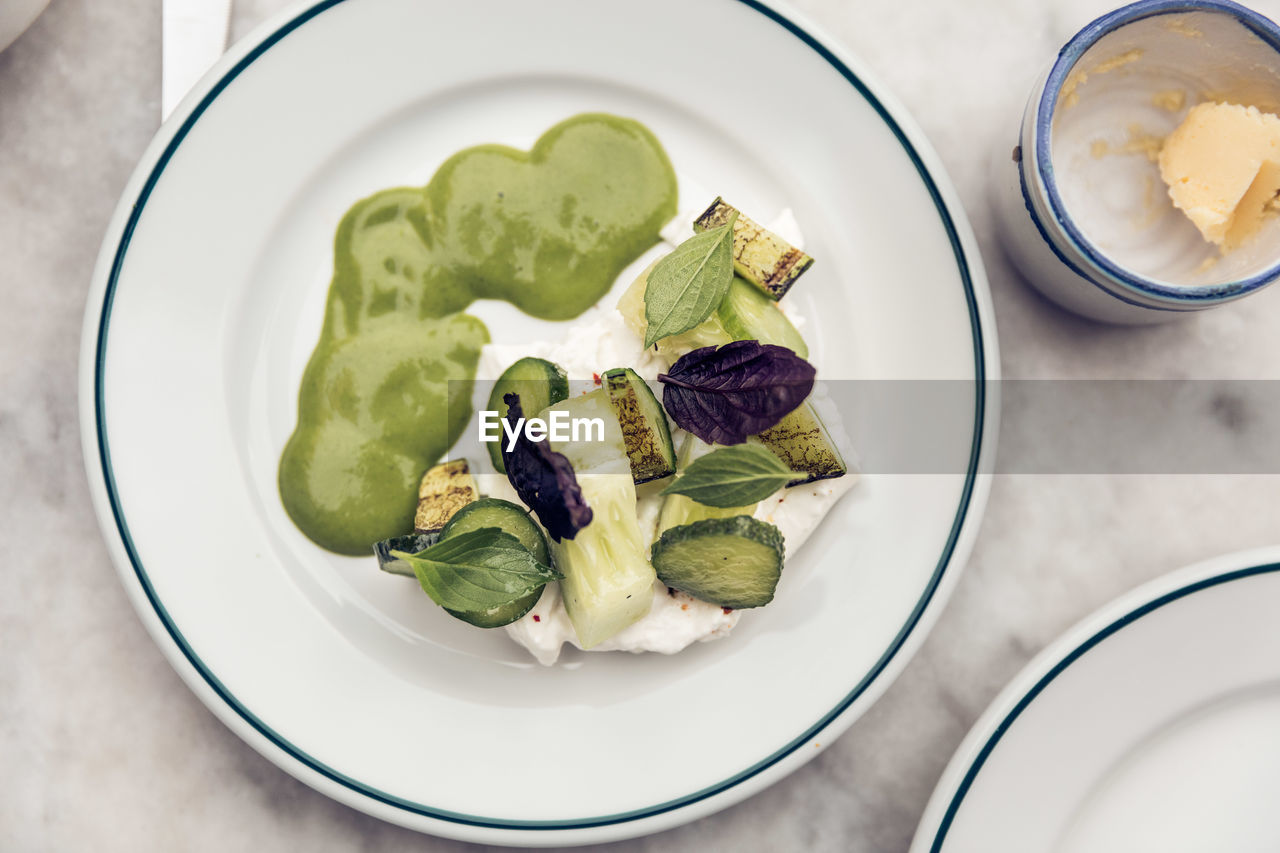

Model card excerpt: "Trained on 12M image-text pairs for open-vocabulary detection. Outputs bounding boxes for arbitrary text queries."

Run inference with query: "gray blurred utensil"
[162,0,232,120]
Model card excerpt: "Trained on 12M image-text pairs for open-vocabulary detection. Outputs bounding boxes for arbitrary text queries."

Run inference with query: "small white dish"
[79,0,996,844]
[914,547,1280,853]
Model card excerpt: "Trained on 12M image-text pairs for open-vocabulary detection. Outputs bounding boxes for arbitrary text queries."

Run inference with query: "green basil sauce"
[279,113,677,555]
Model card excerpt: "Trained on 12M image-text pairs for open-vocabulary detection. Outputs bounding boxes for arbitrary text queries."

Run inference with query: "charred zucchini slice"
[651,516,785,609]
[693,197,813,300]
[414,459,479,533]
[373,532,439,577]
[756,401,847,486]
[603,367,676,484]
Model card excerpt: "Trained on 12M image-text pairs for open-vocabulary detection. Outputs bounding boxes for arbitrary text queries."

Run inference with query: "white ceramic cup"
[993,0,1280,324]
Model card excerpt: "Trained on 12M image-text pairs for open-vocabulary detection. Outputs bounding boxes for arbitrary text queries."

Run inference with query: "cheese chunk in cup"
[1160,101,1280,250]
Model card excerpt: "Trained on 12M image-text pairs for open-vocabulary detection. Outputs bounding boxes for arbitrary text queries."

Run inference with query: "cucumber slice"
[716,277,808,358]
[440,498,550,564]
[436,498,550,628]
[548,473,655,646]
[444,597,541,630]
[373,532,439,577]
[616,261,650,335]
[651,516,785,609]
[414,459,478,533]
[378,498,552,629]
[603,367,676,484]
[485,357,569,473]
[654,434,755,537]
[618,264,807,360]
[617,262,730,359]
[756,400,847,485]
[544,391,656,648]
[693,197,814,300]
[543,389,628,475]
[656,494,753,537]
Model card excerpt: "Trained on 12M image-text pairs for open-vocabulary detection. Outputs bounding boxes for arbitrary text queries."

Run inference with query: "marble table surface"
[6,0,1280,850]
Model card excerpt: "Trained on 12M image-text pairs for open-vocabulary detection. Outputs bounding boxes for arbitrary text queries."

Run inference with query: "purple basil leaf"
[658,340,816,445]
[500,393,593,541]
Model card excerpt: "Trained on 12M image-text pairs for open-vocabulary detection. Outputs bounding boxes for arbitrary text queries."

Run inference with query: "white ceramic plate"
[80,0,996,845]
[914,547,1280,853]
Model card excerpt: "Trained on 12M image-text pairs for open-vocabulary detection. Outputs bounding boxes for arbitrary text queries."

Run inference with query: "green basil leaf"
[661,443,800,507]
[392,527,561,614]
[644,213,737,348]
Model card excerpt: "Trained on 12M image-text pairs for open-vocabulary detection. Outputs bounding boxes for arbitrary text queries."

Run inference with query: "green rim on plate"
[926,561,1280,851]
[90,0,988,831]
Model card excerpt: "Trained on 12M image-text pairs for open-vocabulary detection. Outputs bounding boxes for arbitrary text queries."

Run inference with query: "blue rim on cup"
[999,0,1280,323]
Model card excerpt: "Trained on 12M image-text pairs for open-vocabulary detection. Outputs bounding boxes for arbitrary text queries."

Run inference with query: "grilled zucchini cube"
[693,197,813,300]
[756,402,847,486]
[603,367,676,484]
[414,459,478,533]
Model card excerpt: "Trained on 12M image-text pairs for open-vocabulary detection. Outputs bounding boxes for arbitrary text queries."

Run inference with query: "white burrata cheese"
[504,580,740,667]
[475,210,856,665]
[478,310,666,385]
